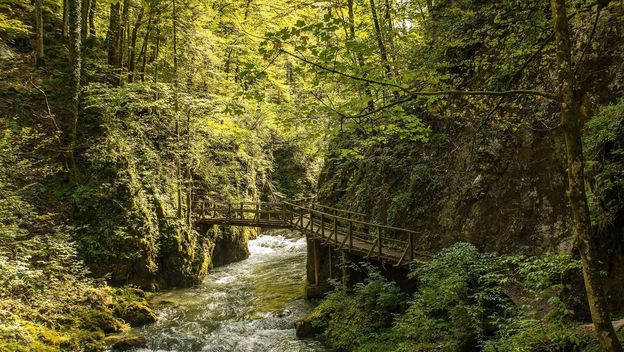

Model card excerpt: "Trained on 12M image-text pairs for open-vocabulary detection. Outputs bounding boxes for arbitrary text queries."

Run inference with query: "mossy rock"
[80,309,126,333]
[105,334,148,350]
[112,287,157,327]
[295,308,330,339]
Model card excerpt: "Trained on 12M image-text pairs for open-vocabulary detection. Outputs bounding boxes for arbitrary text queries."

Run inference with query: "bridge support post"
[305,237,339,299]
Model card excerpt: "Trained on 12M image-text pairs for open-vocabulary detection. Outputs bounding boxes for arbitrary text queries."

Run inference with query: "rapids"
[131,231,326,352]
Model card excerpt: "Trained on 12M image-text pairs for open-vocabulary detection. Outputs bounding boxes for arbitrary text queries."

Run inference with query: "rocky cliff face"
[318,123,572,255]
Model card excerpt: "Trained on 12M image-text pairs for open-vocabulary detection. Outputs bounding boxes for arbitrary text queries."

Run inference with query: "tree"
[34,0,44,66]
[68,0,81,179]
[107,1,122,82]
[550,0,622,351]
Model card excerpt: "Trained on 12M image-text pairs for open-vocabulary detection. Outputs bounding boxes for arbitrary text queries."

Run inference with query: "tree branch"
[575,3,603,74]
[280,48,410,93]
[342,89,557,119]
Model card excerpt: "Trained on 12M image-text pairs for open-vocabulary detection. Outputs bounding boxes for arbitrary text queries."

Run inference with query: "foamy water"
[126,231,324,352]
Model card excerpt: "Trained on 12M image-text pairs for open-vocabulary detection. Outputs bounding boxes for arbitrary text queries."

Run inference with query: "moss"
[295,303,332,338]
[111,287,157,327]
[104,334,148,350]
[0,320,105,352]
[79,309,126,334]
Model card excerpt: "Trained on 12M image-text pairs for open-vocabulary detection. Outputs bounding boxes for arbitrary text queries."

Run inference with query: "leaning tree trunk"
[550,1,622,351]
[68,0,81,180]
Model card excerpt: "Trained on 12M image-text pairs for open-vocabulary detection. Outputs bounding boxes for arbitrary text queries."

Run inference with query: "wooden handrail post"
[320,213,325,239]
[227,202,232,221]
[310,211,314,237]
[333,216,337,243]
[299,207,303,229]
[348,220,353,252]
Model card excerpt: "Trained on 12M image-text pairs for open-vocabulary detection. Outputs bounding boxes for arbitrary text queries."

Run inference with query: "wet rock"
[295,318,322,339]
[274,309,292,318]
[105,334,148,350]
[114,301,157,327]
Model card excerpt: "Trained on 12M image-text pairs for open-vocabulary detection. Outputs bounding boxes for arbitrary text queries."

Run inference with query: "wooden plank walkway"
[195,200,420,267]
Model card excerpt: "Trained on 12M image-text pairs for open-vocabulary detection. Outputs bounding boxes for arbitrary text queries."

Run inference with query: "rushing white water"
[131,231,326,352]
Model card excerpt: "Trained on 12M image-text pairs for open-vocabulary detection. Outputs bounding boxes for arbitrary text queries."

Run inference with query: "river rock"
[105,334,148,350]
[295,318,323,339]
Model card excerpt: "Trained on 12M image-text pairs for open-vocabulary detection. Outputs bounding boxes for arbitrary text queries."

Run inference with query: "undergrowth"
[300,243,612,352]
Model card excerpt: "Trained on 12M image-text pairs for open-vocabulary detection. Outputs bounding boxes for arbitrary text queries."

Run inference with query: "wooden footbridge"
[196,199,421,267]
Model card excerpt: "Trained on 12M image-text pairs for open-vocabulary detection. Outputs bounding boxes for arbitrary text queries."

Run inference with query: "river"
[132,231,327,352]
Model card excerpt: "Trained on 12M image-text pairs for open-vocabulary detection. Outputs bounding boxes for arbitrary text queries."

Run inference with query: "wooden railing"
[195,199,420,267]
[197,201,292,228]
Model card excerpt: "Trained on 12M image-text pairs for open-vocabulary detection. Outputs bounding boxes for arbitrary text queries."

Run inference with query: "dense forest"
[1,0,623,351]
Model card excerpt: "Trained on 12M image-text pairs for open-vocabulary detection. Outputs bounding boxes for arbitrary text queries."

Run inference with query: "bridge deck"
[196,200,421,267]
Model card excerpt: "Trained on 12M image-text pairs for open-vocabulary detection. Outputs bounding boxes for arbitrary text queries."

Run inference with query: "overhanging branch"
[343,89,558,119]
[280,48,410,93]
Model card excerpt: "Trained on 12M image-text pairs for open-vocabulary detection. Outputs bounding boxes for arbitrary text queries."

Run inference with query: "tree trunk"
[68,0,81,180]
[62,0,69,38]
[550,1,622,351]
[34,0,44,66]
[106,2,122,83]
[383,0,397,66]
[88,0,96,38]
[120,0,130,80]
[128,5,144,83]
[154,23,160,90]
[137,14,152,82]
[369,0,392,80]
[80,0,90,43]
[348,0,374,112]
[172,0,183,219]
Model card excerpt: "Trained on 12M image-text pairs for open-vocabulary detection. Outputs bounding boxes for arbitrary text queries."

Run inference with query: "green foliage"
[302,244,597,352]
[584,98,624,225]
[0,13,30,38]
[307,265,407,351]
[391,243,512,352]
[0,123,153,351]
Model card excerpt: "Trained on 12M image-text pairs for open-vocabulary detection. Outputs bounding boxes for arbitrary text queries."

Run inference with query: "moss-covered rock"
[105,334,148,350]
[112,288,158,327]
[295,307,329,339]
[80,309,126,333]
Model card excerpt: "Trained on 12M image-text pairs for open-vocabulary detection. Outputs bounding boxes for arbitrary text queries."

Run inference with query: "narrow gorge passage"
[132,231,327,352]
